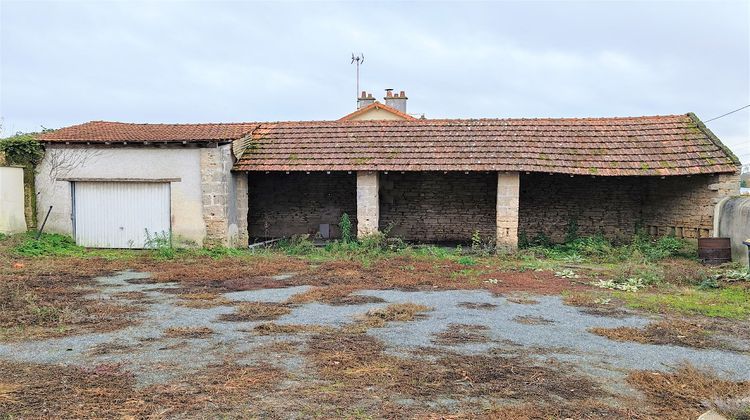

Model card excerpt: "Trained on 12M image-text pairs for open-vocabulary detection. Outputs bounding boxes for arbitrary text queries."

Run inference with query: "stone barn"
[234,113,740,251]
[36,111,740,250]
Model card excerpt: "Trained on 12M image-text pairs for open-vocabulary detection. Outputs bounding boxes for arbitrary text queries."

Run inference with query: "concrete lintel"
[496,171,520,253]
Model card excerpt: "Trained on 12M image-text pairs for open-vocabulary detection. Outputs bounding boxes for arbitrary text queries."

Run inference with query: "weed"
[340,213,353,243]
[555,268,579,279]
[144,230,174,259]
[471,230,482,251]
[13,232,83,257]
[593,277,647,292]
[457,256,477,266]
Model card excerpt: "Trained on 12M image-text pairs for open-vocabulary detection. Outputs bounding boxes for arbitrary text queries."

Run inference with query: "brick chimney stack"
[384,89,407,113]
[357,91,375,109]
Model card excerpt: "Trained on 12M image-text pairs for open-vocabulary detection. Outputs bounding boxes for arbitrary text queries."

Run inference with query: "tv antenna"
[351,53,364,100]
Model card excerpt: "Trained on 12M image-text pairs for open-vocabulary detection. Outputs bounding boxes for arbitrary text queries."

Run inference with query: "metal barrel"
[698,237,732,265]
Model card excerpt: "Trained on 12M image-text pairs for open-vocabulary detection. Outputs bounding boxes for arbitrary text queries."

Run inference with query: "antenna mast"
[351,53,364,101]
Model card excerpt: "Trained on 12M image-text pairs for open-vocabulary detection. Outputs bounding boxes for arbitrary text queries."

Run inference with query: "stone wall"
[519,172,740,243]
[248,172,357,239]
[200,144,233,247]
[642,173,740,239]
[379,172,496,242]
[519,173,644,243]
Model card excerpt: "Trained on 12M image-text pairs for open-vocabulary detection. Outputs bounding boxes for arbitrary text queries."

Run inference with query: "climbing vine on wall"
[0,132,47,227]
[0,133,45,166]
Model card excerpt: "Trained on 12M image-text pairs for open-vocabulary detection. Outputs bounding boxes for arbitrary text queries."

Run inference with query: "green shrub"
[0,133,44,166]
[13,232,83,257]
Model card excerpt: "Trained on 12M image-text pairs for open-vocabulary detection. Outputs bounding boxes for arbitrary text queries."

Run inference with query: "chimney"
[357,91,375,109]
[384,89,407,113]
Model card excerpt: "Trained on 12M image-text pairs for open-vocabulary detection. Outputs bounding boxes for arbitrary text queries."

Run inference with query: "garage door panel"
[73,182,170,248]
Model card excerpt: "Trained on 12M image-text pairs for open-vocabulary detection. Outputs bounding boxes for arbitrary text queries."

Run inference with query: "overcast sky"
[1,0,748,163]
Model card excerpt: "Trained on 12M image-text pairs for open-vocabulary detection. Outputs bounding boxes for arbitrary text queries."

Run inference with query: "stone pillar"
[356,171,379,237]
[200,144,233,247]
[234,172,249,247]
[496,172,520,253]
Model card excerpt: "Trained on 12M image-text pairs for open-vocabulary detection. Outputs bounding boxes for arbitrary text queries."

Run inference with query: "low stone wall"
[379,172,496,242]
[248,172,357,239]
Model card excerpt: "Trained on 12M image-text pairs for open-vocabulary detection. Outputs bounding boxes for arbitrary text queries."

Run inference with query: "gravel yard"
[2,267,749,418]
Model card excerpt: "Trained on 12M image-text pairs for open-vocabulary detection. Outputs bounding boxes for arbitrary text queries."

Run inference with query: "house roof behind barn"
[234,113,740,176]
[36,121,258,143]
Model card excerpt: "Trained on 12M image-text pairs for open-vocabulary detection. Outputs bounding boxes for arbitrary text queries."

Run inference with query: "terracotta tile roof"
[339,101,416,121]
[235,113,740,176]
[36,121,258,143]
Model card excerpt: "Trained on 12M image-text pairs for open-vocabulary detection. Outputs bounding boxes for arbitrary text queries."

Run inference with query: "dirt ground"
[1,254,749,419]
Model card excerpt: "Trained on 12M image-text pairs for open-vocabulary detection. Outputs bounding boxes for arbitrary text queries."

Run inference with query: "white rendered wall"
[35,146,206,245]
[0,167,28,234]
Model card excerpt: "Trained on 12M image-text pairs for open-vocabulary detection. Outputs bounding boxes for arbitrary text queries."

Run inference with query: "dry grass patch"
[163,326,213,339]
[286,285,385,306]
[432,323,490,345]
[628,364,750,419]
[110,291,150,302]
[305,331,605,408]
[514,315,554,325]
[562,290,627,317]
[0,383,20,404]
[0,360,284,418]
[506,294,540,305]
[253,322,335,335]
[589,320,725,350]
[457,302,497,310]
[357,303,432,328]
[0,274,140,341]
[219,302,291,322]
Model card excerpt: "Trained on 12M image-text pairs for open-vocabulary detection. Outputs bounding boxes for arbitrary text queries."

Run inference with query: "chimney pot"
[357,90,376,109]
[384,88,408,113]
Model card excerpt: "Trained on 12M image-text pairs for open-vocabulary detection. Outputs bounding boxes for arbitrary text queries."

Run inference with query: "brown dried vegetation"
[305,331,607,414]
[253,322,335,335]
[218,302,291,322]
[628,364,750,419]
[589,319,734,351]
[514,315,554,325]
[0,360,284,418]
[163,326,213,339]
[357,302,432,328]
[432,323,490,345]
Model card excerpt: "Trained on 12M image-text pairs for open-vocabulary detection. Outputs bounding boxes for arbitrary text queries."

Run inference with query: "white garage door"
[73,182,171,248]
